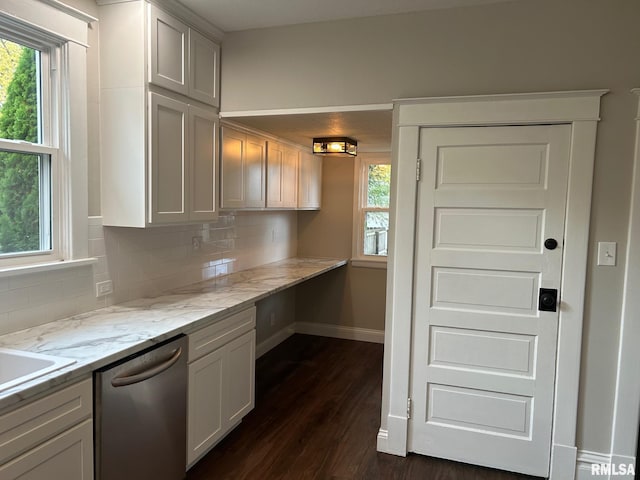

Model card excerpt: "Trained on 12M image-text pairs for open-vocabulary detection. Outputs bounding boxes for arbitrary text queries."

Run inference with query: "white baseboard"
[378,414,408,456]
[255,326,295,358]
[577,450,611,480]
[254,322,385,358]
[377,429,389,452]
[576,450,637,479]
[294,322,384,343]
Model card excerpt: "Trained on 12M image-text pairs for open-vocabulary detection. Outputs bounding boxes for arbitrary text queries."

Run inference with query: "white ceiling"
[177,0,515,32]
[223,109,393,152]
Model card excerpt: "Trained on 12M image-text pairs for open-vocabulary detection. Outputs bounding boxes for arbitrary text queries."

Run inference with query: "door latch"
[538,288,558,312]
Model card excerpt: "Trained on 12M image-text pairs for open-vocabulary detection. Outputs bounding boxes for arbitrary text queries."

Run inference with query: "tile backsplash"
[103,211,297,303]
[0,211,297,335]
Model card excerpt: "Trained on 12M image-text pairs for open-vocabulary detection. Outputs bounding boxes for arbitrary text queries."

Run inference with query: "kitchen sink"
[0,348,75,393]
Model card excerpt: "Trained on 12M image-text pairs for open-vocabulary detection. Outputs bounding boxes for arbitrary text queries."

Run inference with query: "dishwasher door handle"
[111,347,183,387]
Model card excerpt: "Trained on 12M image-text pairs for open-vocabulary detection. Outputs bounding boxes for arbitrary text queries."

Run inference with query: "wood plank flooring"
[186,334,541,480]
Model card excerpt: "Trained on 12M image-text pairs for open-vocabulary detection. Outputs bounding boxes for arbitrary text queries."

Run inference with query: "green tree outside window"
[0,43,41,254]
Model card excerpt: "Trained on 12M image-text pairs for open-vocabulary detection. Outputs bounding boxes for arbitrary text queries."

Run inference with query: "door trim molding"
[378,90,607,480]
[608,89,640,469]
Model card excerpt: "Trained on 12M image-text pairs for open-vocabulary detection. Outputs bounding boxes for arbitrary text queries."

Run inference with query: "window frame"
[0,1,94,274]
[0,25,61,267]
[352,153,391,268]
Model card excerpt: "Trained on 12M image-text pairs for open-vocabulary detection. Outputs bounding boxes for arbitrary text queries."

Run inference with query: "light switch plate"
[597,241,617,266]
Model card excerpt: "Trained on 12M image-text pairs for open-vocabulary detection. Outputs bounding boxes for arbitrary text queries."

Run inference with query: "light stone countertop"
[0,257,347,412]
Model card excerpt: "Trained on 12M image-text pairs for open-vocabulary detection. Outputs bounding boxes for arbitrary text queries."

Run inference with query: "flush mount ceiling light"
[312,137,357,157]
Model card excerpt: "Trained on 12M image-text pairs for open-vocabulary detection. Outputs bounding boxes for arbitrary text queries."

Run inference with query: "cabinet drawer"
[0,379,92,465]
[188,307,256,363]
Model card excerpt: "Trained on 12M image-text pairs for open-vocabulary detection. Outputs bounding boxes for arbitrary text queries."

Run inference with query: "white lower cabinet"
[0,379,93,480]
[187,307,256,468]
[188,346,225,463]
[0,420,93,480]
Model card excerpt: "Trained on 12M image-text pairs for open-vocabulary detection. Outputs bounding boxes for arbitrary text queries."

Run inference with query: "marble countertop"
[0,257,347,412]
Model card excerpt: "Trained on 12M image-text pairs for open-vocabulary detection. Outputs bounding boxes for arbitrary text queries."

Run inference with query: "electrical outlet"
[192,236,202,251]
[96,280,113,298]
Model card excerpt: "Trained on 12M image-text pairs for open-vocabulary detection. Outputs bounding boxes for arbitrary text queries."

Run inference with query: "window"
[353,154,391,267]
[0,35,55,263]
[0,0,93,273]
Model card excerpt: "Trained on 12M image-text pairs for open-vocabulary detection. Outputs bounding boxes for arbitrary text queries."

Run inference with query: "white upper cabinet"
[189,29,220,107]
[220,124,320,211]
[149,5,189,96]
[267,142,298,209]
[190,106,219,220]
[266,141,285,208]
[298,151,322,210]
[149,5,219,106]
[220,126,267,209]
[99,1,221,227]
[149,93,189,224]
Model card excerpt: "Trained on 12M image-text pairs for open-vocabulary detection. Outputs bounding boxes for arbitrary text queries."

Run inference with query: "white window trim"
[0,0,92,274]
[352,152,391,268]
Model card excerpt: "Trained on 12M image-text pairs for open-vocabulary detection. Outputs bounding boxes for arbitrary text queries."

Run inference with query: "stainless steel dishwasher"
[94,335,187,480]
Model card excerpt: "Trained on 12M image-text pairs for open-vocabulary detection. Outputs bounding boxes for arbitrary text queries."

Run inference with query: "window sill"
[351,259,388,269]
[0,258,98,278]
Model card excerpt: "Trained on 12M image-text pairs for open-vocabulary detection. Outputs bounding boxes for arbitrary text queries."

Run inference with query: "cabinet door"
[189,106,218,221]
[149,5,189,96]
[221,127,247,209]
[283,146,299,208]
[187,348,224,467]
[224,330,256,426]
[298,151,322,209]
[189,29,220,107]
[266,141,285,208]
[149,93,189,224]
[244,134,267,208]
[0,420,93,480]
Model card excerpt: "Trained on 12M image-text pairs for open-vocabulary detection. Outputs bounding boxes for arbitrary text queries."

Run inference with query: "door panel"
[434,208,543,251]
[429,327,536,376]
[436,143,547,187]
[427,384,531,436]
[409,124,571,477]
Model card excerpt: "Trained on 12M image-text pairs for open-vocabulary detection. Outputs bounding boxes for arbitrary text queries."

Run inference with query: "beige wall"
[255,288,296,346]
[296,157,387,331]
[221,0,640,454]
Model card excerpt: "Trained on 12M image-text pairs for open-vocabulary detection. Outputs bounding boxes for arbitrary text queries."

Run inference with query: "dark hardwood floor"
[186,334,540,480]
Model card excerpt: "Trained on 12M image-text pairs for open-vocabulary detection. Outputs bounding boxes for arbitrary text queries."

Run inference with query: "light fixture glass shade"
[312,137,357,156]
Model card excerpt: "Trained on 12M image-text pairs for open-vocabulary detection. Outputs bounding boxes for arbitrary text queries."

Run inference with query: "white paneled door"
[409,125,571,477]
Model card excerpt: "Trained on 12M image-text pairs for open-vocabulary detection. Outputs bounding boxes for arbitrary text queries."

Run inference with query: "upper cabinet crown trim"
[96,0,225,41]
